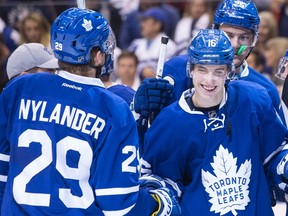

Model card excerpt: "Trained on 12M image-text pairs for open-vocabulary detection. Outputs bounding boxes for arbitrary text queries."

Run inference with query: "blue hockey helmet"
[50,8,114,66]
[214,0,260,35]
[275,49,288,80]
[187,29,234,78]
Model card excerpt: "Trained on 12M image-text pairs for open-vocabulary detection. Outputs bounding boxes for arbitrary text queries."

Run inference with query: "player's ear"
[94,51,106,67]
[93,51,101,66]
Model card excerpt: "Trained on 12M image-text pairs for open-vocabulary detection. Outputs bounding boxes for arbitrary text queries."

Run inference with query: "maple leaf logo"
[82,18,93,31]
[202,145,251,215]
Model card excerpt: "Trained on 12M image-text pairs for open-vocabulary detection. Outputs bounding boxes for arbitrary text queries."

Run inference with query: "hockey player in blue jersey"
[0,7,180,215]
[134,0,285,127]
[140,28,288,215]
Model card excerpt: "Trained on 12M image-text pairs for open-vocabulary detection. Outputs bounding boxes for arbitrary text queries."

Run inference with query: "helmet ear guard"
[88,26,116,77]
[186,29,234,79]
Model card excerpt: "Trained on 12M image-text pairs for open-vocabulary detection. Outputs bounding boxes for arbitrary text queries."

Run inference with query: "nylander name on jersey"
[18,99,105,140]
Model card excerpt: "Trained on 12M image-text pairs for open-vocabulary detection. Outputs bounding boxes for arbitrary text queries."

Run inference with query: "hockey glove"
[134,78,173,119]
[140,174,167,190]
[269,151,288,204]
[140,174,181,216]
[276,153,288,193]
[150,187,181,216]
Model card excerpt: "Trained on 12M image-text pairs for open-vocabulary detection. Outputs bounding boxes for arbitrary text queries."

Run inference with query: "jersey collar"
[57,70,105,88]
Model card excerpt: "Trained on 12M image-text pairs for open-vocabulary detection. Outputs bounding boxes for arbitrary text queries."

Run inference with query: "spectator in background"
[115,51,140,91]
[251,0,271,11]
[0,0,57,27]
[174,0,211,55]
[128,7,177,80]
[278,0,288,37]
[119,0,180,49]
[99,61,135,106]
[264,37,288,95]
[6,43,59,80]
[0,34,10,93]
[0,17,20,52]
[84,0,123,46]
[19,11,51,47]
[255,11,278,54]
[247,48,271,79]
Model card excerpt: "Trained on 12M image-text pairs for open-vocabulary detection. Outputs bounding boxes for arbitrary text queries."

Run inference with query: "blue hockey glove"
[140,174,181,216]
[269,151,288,204]
[140,174,167,190]
[275,154,288,193]
[150,187,181,216]
[270,186,287,206]
[134,78,173,118]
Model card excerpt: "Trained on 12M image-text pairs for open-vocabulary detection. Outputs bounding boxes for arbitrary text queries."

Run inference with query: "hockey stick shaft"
[156,36,169,78]
[77,0,86,9]
[149,36,170,124]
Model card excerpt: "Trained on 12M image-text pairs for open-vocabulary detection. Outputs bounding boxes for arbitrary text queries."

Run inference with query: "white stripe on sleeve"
[0,153,10,162]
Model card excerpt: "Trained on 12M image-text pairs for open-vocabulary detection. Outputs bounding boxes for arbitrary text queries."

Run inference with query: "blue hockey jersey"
[0,71,157,215]
[162,56,285,124]
[141,80,287,215]
[108,84,135,106]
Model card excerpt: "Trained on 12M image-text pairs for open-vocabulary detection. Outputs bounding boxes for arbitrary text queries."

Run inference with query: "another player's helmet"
[275,49,288,80]
[214,0,259,46]
[50,8,114,68]
[187,29,234,78]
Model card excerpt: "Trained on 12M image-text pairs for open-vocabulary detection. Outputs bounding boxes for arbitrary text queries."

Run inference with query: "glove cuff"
[150,188,173,216]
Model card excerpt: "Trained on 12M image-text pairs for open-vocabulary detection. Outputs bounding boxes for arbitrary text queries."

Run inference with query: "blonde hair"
[259,11,278,40]
[20,12,51,47]
[266,37,288,66]
[265,37,288,83]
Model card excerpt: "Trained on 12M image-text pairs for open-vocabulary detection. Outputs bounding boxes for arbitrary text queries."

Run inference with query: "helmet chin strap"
[88,60,103,78]
[88,53,109,78]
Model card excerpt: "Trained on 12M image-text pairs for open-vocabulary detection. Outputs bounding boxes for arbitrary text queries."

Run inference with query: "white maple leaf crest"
[202,145,251,215]
[82,18,93,31]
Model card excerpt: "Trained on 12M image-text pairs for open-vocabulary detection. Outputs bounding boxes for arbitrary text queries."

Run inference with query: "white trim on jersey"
[0,153,9,162]
[102,204,135,216]
[57,70,105,87]
[0,175,7,182]
[95,185,139,196]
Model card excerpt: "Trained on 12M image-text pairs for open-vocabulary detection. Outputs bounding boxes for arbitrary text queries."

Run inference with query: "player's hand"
[269,152,288,204]
[276,154,288,192]
[139,174,181,216]
[140,174,166,190]
[133,78,173,118]
[150,187,181,216]
[270,186,287,206]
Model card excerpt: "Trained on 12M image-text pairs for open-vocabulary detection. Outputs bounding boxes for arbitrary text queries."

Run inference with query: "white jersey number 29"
[13,129,94,208]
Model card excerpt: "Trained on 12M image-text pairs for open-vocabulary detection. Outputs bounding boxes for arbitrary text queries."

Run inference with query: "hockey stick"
[156,36,169,79]
[148,36,170,124]
[77,0,86,9]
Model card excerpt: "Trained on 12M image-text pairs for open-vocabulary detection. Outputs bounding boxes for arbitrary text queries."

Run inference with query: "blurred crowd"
[0,0,288,96]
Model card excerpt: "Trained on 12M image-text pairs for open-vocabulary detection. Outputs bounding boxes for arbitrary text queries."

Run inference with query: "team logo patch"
[82,18,93,31]
[202,145,251,215]
[204,113,225,132]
